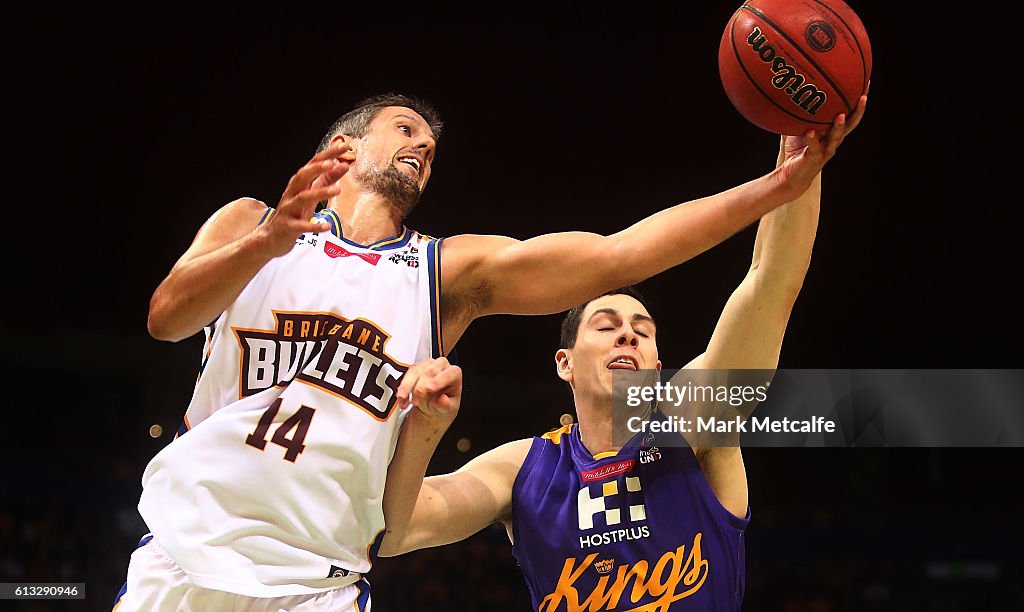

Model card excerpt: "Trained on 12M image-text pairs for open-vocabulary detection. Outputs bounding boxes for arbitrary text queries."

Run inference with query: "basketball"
[718,0,871,135]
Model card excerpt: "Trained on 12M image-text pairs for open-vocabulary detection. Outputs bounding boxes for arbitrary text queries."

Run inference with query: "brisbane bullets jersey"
[512,422,749,611]
[138,207,443,597]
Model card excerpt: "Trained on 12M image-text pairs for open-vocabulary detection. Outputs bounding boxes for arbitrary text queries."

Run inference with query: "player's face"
[349,106,436,216]
[557,294,662,398]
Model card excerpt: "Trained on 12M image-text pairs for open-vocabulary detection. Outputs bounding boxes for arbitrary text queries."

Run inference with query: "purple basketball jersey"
[511,422,749,611]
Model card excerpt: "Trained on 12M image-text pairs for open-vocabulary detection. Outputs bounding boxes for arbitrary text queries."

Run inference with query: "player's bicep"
[400,439,529,552]
[455,232,624,316]
[401,471,506,551]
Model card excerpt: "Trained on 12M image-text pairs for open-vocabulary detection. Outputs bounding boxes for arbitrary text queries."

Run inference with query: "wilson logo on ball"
[806,22,836,52]
[719,0,871,135]
[745,26,827,116]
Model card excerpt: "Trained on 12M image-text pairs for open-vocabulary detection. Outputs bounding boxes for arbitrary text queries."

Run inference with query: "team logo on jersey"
[593,558,615,575]
[234,311,406,420]
[539,534,709,611]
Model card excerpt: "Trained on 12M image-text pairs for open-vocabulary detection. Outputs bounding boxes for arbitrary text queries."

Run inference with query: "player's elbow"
[598,236,649,288]
[749,267,806,308]
[147,295,188,342]
[771,278,805,308]
[377,534,415,558]
[147,313,180,343]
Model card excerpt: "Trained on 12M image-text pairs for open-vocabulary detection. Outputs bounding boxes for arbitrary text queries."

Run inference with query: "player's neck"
[573,394,621,457]
[326,191,405,245]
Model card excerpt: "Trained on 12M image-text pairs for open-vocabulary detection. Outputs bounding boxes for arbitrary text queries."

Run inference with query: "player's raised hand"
[396,357,462,423]
[255,142,356,258]
[775,87,869,197]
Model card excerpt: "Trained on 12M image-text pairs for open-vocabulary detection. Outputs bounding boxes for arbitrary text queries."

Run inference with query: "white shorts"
[113,535,371,612]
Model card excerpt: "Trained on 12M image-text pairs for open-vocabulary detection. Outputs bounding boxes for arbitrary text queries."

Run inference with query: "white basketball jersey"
[138,206,443,597]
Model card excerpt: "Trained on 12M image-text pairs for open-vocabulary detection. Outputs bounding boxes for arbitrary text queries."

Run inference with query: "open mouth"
[607,356,639,371]
[396,155,422,178]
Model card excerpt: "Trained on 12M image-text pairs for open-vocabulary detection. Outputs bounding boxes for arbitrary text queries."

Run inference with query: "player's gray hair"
[317,93,443,153]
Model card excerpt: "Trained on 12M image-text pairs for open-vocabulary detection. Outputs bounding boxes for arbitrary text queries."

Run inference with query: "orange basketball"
[718,0,871,135]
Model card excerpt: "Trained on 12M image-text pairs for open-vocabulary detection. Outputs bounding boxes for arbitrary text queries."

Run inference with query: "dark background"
[4,1,1021,610]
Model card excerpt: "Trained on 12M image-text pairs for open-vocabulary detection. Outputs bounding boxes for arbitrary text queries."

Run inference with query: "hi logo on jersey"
[578,476,646,530]
[234,312,406,420]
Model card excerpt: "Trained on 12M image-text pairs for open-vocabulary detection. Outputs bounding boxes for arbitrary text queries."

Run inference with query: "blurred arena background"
[4,1,1020,610]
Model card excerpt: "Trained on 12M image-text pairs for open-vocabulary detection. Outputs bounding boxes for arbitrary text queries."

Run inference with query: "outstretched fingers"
[824,89,869,153]
[283,143,353,201]
[845,92,869,133]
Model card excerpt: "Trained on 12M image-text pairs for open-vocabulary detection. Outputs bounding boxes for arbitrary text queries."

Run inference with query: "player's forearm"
[147,232,275,342]
[691,176,821,371]
[747,173,821,296]
[470,171,807,318]
[379,411,453,556]
[610,171,805,284]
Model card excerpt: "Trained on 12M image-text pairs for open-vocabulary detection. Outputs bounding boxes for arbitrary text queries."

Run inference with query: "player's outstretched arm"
[670,96,867,518]
[146,143,354,342]
[439,98,867,342]
[380,359,528,556]
[669,146,823,519]
[685,95,865,372]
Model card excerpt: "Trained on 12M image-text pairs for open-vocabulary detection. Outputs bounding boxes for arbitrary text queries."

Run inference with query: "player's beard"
[356,163,422,218]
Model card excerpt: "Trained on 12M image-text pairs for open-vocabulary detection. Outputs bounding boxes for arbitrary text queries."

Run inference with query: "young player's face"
[558,294,662,398]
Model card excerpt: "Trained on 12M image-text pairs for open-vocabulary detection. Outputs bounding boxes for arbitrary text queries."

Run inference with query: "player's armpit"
[379,438,531,556]
[694,447,749,520]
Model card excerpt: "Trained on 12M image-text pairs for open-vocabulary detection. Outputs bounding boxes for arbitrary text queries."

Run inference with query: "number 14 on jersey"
[244,398,316,462]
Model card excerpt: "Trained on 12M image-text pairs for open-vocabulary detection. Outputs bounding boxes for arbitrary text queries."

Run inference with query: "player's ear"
[655,359,662,371]
[555,349,573,383]
[329,133,358,155]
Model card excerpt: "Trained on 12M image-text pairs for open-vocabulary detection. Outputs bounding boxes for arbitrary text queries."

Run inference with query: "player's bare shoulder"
[202,197,270,239]
[439,233,518,278]
[457,437,533,481]
[178,197,270,261]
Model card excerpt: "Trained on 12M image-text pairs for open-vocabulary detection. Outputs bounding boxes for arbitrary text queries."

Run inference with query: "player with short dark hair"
[381,100,867,610]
